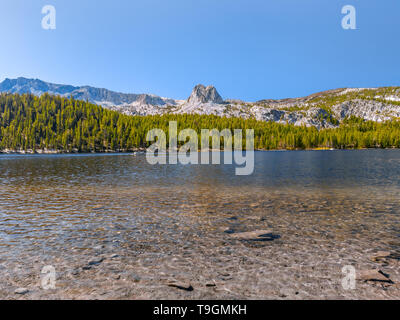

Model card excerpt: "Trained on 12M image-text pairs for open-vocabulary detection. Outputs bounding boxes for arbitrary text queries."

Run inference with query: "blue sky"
[0,0,399,101]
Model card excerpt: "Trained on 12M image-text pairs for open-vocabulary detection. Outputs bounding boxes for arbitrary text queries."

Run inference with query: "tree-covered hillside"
[1,93,400,152]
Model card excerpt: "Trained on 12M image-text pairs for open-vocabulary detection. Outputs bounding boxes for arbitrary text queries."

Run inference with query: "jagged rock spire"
[187,84,224,104]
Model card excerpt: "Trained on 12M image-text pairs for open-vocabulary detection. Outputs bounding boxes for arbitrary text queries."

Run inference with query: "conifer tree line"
[1,93,400,152]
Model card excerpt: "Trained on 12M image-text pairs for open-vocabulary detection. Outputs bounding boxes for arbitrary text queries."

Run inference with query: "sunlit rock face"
[187,84,225,105]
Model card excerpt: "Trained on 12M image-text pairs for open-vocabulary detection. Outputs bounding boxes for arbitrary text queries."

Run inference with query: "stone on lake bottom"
[206,282,216,287]
[222,227,235,234]
[230,230,279,241]
[357,269,394,283]
[166,281,194,291]
[14,288,29,295]
[370,251,391,262]
[88,257,105,266]
[71,269,80,275]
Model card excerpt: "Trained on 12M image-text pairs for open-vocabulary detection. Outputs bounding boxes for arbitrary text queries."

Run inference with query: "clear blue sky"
[0,0,399,101]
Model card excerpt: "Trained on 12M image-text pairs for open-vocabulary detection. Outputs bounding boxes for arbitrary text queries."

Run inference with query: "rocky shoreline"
[0,148,147,155]
[2,147,400,155]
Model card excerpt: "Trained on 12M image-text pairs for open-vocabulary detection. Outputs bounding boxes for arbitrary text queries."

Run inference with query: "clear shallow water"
[0,150,400,299]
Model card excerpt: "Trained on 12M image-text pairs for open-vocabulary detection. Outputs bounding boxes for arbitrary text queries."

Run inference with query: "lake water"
[0,150,400,299]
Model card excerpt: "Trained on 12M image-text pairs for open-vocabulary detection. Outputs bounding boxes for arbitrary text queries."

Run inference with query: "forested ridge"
[1,93,400,152]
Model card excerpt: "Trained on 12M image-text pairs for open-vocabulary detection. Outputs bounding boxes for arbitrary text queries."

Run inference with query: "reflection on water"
[0,150,400,299]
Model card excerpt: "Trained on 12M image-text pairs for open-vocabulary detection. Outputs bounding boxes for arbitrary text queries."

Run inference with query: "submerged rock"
[205,281,216,287]
[166,281,194,291]
[357,269,394,283]
[88,257,104,266]
[70,269,80,276]
[14,288,29,295]
[222,227,235,234]
[230,230,280,241]
[370,251,391,262]
[369,251,400,266]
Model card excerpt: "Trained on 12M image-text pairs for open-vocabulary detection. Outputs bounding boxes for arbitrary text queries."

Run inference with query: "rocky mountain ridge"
[1,77,400,128]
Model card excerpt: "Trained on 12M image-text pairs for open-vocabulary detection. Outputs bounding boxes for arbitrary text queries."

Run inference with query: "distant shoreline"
[0,147,398,155]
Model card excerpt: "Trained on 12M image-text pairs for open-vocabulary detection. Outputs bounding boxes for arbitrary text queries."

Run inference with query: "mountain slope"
[2,93,400,153]
[1,77,400,128]
[0,77,180,109]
